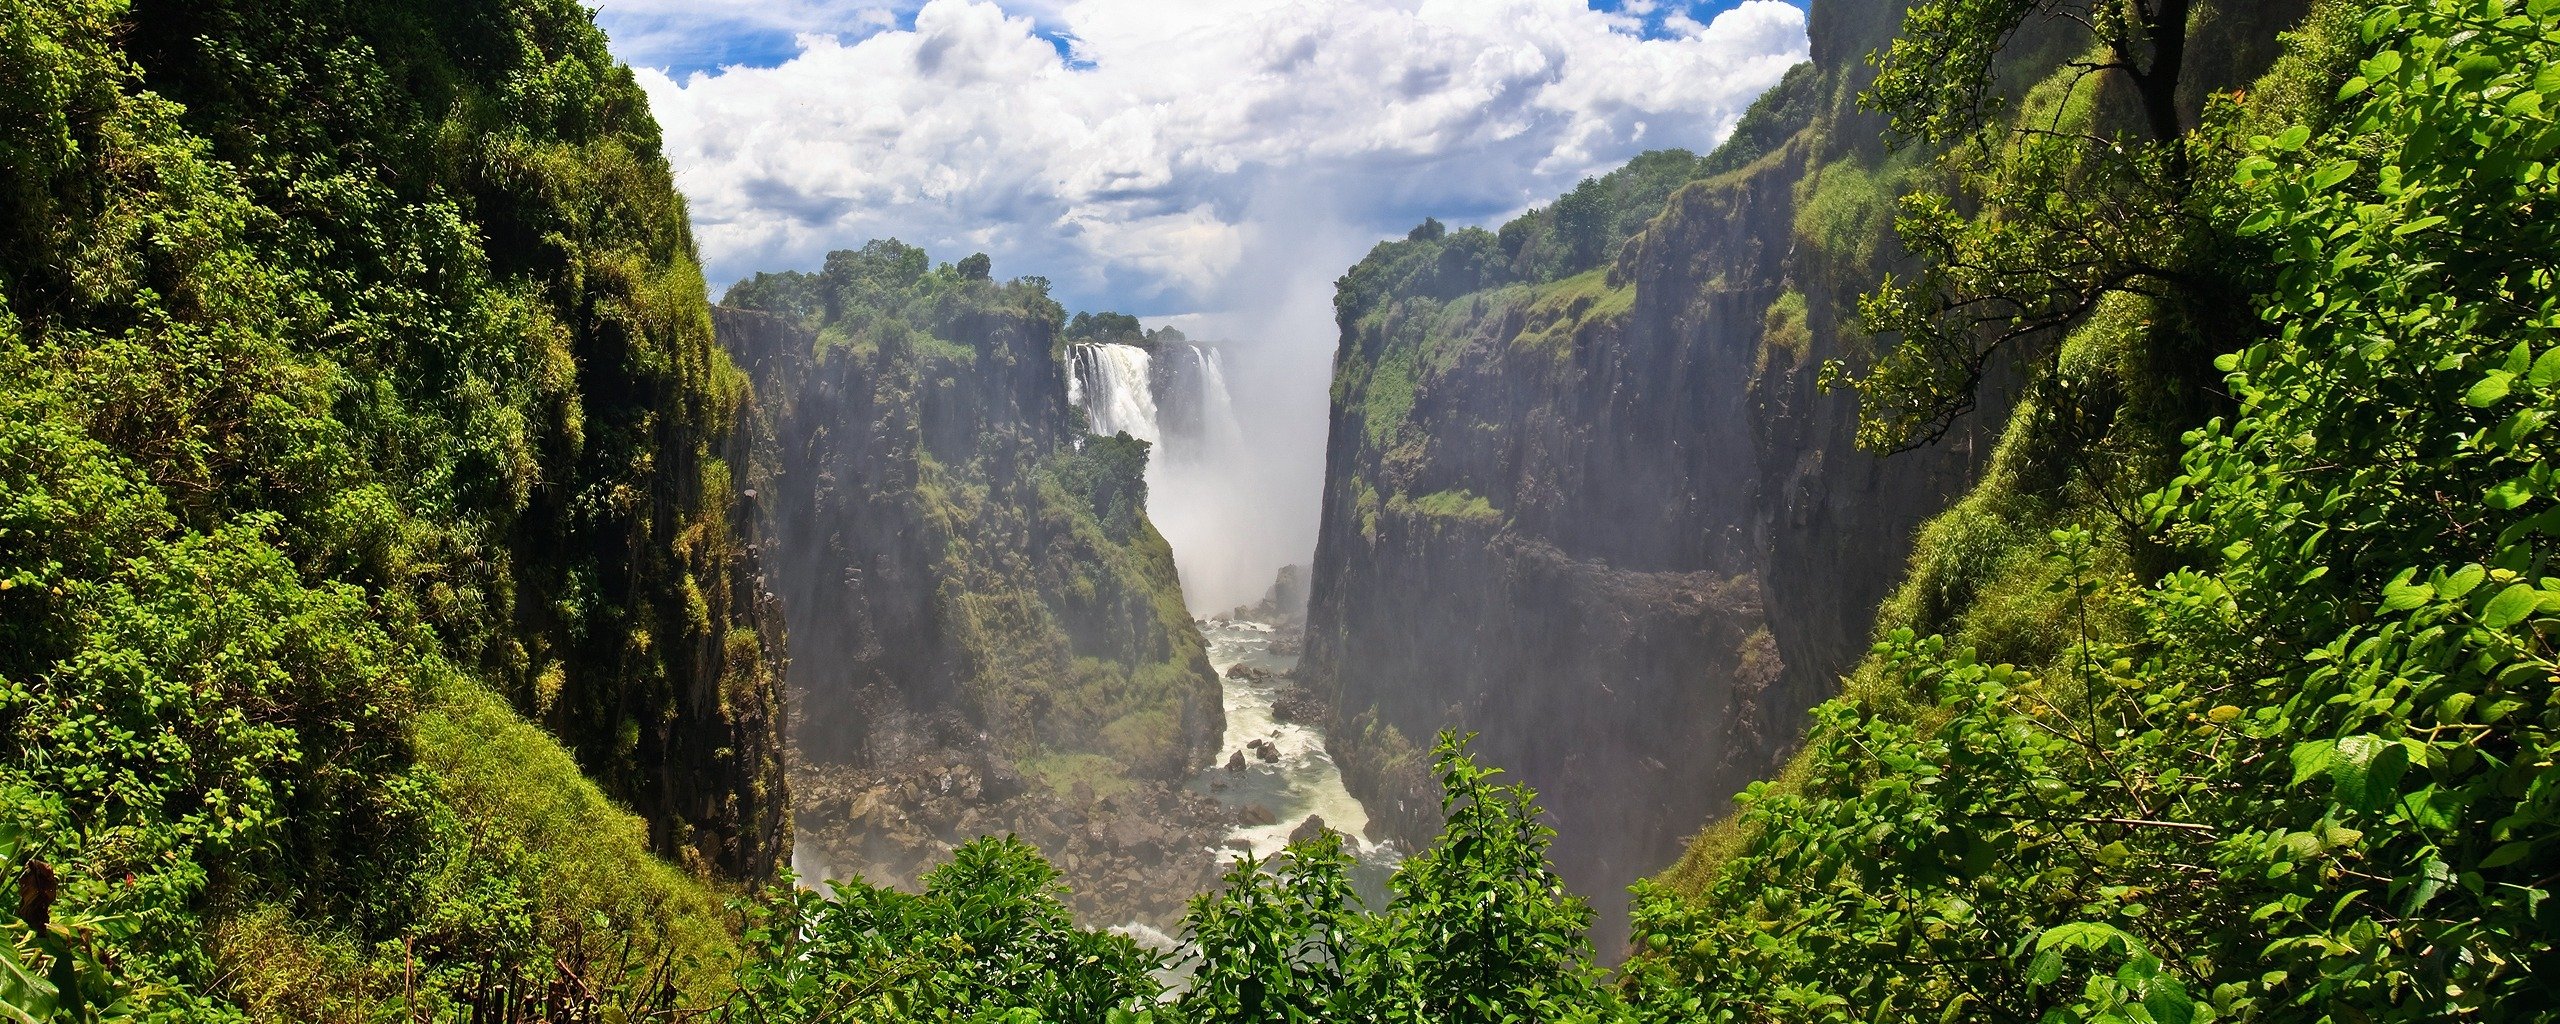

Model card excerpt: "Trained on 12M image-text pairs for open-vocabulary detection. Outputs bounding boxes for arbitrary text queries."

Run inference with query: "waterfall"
[1066,339,1258,611]
[1068,341,1242,457]
[1069,343,1161,444]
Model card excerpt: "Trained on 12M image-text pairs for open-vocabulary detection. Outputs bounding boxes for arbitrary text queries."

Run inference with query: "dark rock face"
[1303,0,1986,950]
[716,303,1224,915]
[1303,0,2317,953]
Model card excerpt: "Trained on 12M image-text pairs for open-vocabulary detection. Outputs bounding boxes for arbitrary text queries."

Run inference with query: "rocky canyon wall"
[715,262,1226,914]
[1303,0,2309,946]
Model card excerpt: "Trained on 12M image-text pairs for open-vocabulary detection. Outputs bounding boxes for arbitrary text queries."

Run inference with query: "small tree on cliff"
[1834,0,2242,452]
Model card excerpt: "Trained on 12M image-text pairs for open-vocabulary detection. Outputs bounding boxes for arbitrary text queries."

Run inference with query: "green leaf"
[2441,564,2488,599]
[2332,735,2410,812]
[2394,214,2448,236]
[2467,370,2516,407]
[2036,921,2138,954]
[2291,740,2337,787]
[2479,842,2534,869]
[2310,161,2360,191]
[2483,584,2539,629]
[2145,985,2196,1024]
[2381,572,2435,611]
[2532,347,2560,389]
[0,943,54,1024]
[2273,125,2314,152]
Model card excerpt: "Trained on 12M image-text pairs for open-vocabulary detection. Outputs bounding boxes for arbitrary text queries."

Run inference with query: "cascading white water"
[1069,343,1162,444]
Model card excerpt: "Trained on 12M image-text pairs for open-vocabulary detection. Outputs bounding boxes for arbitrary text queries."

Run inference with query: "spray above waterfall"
[1067,336,1263,611]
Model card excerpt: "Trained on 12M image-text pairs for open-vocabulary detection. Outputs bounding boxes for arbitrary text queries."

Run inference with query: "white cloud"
[613,0,1807,609]
[622,0,1807,307]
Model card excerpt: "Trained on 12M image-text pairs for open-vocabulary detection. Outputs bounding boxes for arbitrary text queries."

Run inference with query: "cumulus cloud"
[619,0,1806,306]
[606,0,1807,609]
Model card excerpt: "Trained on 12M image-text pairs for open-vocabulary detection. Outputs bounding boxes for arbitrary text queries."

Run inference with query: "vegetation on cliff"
[1639,0,2560,1019]
[10,0,2555,1019]
[0,0,782,1015]
[723,240,1219,794]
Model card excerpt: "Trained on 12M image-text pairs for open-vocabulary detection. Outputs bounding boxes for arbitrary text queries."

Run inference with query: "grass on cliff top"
[215,675,744,1016]
[1350,268,1636,450]
[1396,488,1504,528]
[1514,269,1636,359]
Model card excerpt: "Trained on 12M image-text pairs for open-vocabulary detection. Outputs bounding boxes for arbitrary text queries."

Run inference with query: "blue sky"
[598,1,1803,95]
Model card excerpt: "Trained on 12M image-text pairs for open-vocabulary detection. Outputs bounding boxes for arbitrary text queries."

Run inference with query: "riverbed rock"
[1288,815,1330,847]
[790,753,1241,929]
[1238,803,1277,827]
[1270,686,1324,725]
[1225,750,1246,772]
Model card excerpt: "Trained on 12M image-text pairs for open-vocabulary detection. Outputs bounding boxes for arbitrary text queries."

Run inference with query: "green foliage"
[727,735,1608,1024]
[1501,150,1717,284]
[1867,0,2194,148]
[1630,5,2560,1020]
[720,839,1160,1023]
[0,0,773,1014]
[1051,433,1153,539]
[1397,489,1503,527]
[1700,61,1820,177]
[1791,152,1915,274]
[1837,0,2243,452]
[1066,311,1146,343]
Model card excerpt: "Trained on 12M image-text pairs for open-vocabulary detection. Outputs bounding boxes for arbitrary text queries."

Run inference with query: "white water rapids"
[1190,619,1394,868]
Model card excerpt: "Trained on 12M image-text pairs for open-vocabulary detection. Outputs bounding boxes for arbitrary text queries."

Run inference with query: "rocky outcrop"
[1232,564,1312,626]
[791,751,1236,928]
[716,279,1224,908]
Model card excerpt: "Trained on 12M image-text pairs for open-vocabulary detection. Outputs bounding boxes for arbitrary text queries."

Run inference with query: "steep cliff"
[1305,0,2310,946]
[716,248,1226,919]
[0,0,784,1011]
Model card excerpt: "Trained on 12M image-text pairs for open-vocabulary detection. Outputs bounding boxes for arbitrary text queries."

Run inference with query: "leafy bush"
[0,0,774,1014]
[722,734,1607,1024]
[1626,4,2560,1020]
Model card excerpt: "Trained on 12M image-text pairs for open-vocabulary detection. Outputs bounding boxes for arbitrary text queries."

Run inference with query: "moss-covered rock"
[718,254,1220,904]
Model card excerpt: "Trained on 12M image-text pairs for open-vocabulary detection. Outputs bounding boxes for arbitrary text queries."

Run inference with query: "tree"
[957,251,992,281]
[1836,0,2234,452]
[1066,310,1145,343]
[1867,0,2194,151]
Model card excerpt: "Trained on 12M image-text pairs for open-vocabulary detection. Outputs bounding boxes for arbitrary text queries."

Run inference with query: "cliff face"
[114,0,793,885]
[716,266,1224,909]
[0,0,786,1003]
[1308,0,2322,948]
[1305,52,1988,947]
[1307,0,2319,949]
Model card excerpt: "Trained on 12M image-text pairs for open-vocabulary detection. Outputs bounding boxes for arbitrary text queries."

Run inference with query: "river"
[1187,618,1398,887]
